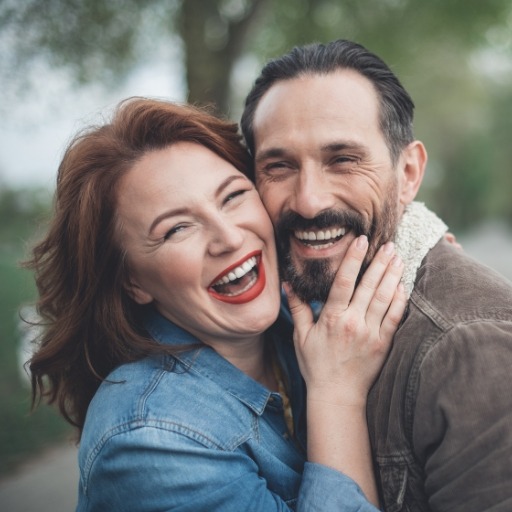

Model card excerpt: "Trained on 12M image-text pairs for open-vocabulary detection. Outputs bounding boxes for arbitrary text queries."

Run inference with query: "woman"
[27,98,406,511]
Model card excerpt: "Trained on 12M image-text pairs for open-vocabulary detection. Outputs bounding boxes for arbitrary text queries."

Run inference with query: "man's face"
[252,70,404,303]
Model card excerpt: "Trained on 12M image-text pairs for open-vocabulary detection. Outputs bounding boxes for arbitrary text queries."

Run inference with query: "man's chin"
[285,248,376,303]
[283,257,336,303]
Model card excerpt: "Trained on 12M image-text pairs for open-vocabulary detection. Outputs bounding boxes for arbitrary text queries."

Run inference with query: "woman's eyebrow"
[214,174,247,199]
[149,206,189,235]
[148,174,247,234]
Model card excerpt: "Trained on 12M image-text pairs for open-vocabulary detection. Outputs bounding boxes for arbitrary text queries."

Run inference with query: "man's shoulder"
[391,237,512,365]
[412,238,512,317]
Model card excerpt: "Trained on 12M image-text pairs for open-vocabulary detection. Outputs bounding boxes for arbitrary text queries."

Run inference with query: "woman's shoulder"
[80,352,258,457]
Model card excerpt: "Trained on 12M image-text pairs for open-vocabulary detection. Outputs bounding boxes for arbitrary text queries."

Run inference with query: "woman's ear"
[398,141,427,206]
[125,278,153,305]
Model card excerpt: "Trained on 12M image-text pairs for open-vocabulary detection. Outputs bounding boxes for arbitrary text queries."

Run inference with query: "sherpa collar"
[394,201,448,295]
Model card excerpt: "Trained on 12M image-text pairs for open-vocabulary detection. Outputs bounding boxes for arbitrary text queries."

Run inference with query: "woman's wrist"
[306,385,369,408]
[306,398,378,506]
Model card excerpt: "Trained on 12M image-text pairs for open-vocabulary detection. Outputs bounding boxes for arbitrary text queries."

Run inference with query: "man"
[241,39,512,511]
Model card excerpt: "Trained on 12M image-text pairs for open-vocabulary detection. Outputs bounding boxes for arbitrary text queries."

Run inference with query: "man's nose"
[208,217,245,256]
[290,167,336,219]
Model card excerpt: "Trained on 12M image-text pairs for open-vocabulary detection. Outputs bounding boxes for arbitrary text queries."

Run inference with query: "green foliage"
[418,81,512,232]
[0,187,72,476]
[249,0,510,62]
[247,0,512,232]
[178,0,268,113]
[487,87,512,225]
[0,187,51,248]
[0,0,179,85]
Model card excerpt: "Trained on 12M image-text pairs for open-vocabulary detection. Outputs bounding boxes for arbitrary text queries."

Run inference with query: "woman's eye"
[224,189,247,204]
[164,225,186,240]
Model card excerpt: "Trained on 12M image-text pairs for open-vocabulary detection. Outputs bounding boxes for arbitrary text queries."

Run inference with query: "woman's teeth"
[209,252,266,304]
[212,256,258,287]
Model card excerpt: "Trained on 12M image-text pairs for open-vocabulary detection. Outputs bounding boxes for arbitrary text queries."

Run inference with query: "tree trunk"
[179,0,267,116]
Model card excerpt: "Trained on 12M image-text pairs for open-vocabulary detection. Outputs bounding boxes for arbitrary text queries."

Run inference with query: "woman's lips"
[208,251,267,304]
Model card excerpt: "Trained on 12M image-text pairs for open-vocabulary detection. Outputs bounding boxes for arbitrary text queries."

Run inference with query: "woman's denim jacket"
[77,309,376,511]
[368,239,512,511]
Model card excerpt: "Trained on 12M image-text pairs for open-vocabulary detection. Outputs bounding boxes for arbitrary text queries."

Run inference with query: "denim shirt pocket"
[375,457,409,512]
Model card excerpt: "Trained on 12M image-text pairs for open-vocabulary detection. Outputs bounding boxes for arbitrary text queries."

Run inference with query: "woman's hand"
[285,235,406,406]
[285,235,406,505]
[445,232,462,249]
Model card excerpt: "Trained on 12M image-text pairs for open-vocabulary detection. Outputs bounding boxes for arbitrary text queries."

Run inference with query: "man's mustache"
[275,209,369,240]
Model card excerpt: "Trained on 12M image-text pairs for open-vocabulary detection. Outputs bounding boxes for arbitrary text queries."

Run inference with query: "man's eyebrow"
[148,174,246,234]
[256,141,367,163]
[254,147,288,164]
[321,141,366,153]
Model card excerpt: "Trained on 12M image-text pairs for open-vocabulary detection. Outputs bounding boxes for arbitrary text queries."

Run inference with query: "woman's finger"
[379,283,407,344]
[283,282,314,343]
[349,242,396,315]
[364,254,404,328]
[321,235,368,316]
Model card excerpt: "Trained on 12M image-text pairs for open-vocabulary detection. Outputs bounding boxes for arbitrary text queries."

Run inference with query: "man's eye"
[265,161,289,171]
[333,155,355,164]
[257,162,294,182]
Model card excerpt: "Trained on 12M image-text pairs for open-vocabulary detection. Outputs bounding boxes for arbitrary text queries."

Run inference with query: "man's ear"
[125,277,153,305]
[398,140,427,206]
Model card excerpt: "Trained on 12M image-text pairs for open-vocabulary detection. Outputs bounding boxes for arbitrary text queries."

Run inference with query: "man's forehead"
[253,70,378,128]
[252,71,381,155]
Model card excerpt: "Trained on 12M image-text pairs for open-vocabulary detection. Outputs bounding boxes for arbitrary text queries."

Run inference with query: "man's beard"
[276,183,401,304]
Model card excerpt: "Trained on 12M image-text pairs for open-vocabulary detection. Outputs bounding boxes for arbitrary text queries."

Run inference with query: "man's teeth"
[295,227,346,241]
[213,256,257,286]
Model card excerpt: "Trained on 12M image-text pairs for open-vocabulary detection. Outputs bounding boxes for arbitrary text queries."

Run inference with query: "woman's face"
[116,142,281,351]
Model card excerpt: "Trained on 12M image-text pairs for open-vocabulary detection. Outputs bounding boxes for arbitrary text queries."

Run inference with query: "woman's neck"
[206,333,278,391]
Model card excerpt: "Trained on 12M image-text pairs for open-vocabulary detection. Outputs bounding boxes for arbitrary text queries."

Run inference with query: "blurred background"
[1,0,511,485]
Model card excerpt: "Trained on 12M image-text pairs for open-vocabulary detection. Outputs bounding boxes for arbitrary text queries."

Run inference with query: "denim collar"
[143,307,274,416]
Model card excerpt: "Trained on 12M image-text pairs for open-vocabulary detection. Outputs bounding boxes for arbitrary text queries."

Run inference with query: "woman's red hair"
[26,98,252,436]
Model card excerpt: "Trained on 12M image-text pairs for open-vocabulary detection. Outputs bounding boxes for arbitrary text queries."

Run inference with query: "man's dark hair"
[241,39,415,165]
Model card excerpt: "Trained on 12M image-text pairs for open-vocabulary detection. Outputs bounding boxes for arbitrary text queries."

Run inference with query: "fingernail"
[356,235,368,249]
[392,255,403,267]
[382,242,395,255]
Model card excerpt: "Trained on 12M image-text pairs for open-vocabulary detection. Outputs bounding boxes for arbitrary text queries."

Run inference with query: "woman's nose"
[207,218,245,256]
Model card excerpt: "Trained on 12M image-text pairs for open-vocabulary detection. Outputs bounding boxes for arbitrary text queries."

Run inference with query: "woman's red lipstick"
[208,251,266,304]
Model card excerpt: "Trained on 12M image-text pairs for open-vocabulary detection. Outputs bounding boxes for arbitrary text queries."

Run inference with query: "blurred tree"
[484,86,512,225]
[0,0,511,229]
[180,0,267,114]
[0,186,70,477]
[0,186,51,251]
[1,0,510,114]
[0,0,268,115]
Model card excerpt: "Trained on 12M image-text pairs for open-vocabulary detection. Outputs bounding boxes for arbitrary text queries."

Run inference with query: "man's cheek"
[280,244,303,275]
[257,187,285,223]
